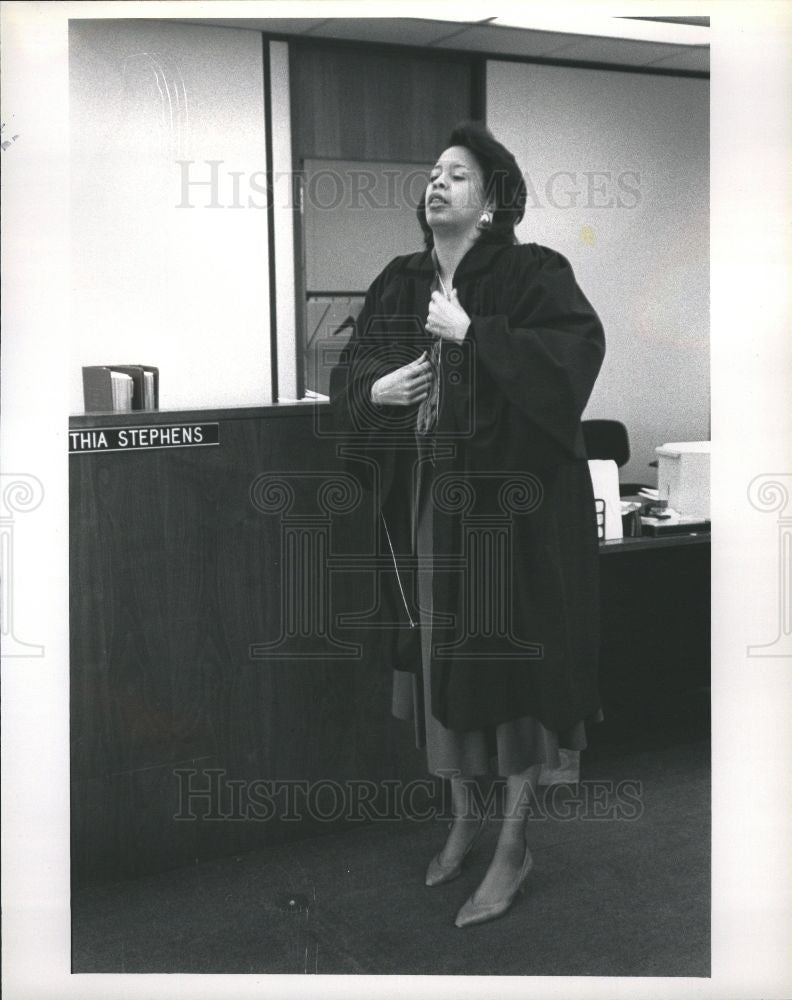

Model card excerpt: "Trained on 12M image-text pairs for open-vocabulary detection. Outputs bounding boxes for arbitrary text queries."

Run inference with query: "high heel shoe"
[453,830,534,927]
[424,816,486,887]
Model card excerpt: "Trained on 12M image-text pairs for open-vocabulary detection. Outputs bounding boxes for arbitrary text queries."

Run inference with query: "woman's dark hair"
[416,121,527,249]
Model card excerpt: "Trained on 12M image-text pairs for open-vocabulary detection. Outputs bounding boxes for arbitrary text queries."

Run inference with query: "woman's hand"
[426,289,471,342]
[371,351,432,406]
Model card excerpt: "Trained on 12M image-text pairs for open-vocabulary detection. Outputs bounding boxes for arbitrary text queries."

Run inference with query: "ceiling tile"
[432,24,584,57]
[540,35,702,67]
[176,17,709,73]
[179,18,332,35]
[641,47,710,72]
[301,17,467,46]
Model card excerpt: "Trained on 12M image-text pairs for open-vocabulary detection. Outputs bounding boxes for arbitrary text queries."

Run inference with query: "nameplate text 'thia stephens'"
[69,423,220,454]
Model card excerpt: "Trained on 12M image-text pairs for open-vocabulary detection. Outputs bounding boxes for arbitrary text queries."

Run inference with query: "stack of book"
[82,365,159,413]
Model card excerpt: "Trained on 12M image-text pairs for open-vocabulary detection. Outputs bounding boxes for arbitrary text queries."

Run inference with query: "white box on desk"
[655,441,710,517]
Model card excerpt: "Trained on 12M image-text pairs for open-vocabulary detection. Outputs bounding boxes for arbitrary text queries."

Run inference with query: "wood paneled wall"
[290,42,475,162]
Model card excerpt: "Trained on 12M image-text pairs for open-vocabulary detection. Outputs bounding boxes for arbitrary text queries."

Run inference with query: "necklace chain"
[431,248,452,299]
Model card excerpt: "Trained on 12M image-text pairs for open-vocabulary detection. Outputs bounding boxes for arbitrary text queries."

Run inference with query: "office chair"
[581,419,650,498]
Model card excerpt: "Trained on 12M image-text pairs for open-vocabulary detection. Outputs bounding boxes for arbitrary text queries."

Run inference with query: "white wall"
[487,60,709,486]
[69,20,271,412]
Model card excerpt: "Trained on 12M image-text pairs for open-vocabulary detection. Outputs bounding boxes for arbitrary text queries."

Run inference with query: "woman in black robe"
[329,122,605,927]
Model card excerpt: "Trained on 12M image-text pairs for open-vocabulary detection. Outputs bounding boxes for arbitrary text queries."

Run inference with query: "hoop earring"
[476,210,493,230]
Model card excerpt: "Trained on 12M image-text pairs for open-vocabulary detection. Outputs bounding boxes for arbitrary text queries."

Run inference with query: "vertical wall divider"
[262,38,279,402]
[267,39,299,401]
[289,39,307,400]
[472,54,487,122]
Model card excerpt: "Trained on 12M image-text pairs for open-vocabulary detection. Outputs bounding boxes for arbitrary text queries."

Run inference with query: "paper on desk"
[588,459,623,540]
[277,392,330,403]
[641,508,709,525]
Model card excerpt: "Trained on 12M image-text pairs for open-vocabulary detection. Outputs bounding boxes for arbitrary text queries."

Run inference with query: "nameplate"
[69,422,220,454]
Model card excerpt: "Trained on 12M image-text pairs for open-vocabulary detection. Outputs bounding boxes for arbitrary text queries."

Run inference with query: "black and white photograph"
[1,2,791,998]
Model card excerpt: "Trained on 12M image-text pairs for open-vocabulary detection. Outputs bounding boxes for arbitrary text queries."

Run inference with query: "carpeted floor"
[71,717,710,976]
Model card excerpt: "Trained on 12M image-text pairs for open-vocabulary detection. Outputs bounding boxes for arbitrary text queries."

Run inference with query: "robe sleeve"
[330,258,396,432]
[327,256,413,493]
[463,243,605,459]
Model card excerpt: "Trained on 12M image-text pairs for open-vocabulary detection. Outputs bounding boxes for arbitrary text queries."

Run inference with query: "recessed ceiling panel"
[301,17,466,46]
[179,18,331,35]
[541,36,701,67]
[432,24,585,57]
[177,17,709,72]
[641,48,710,72]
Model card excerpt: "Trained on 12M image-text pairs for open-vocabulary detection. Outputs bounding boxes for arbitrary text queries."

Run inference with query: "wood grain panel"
[291,43,473,162]
[598,543,710,720]
[70,409,427,886]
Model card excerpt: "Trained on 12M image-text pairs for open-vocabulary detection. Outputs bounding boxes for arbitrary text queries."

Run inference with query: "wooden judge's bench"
[69,404,710,887]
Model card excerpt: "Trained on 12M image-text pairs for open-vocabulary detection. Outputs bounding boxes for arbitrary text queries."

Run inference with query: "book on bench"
[82,365,159,413]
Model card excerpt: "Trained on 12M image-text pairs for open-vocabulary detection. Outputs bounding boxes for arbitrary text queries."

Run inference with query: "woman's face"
[425,145,489,235]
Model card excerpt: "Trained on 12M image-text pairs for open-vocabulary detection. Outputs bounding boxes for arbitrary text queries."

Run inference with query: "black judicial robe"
[328,240,606,735]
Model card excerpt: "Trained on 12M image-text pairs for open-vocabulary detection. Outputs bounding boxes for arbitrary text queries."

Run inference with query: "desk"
[597,533,710,721]
[600,533,710,554]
